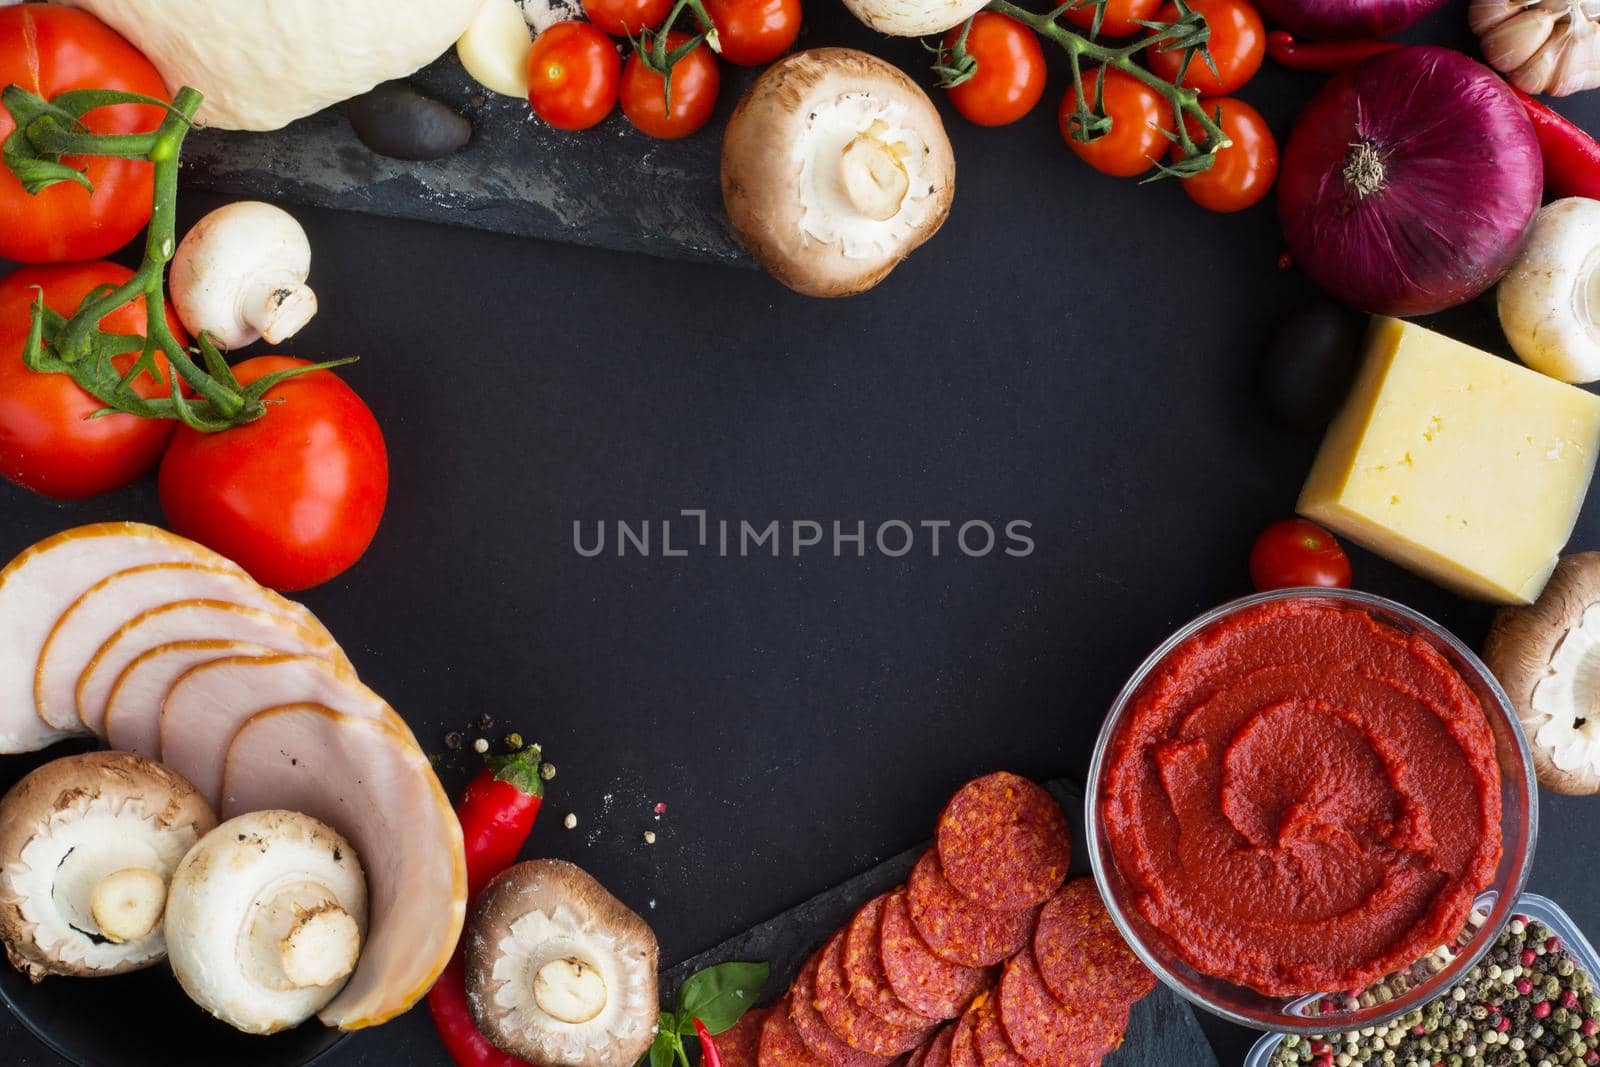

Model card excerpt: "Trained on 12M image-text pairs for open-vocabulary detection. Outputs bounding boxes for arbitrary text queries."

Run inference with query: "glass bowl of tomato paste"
[1086,588,1538,1034]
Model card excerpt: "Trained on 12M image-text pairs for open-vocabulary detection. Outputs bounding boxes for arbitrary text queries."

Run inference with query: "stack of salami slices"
[725,773,1156,1067]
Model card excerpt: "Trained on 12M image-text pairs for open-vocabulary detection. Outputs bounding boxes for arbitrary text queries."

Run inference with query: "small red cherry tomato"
[583,0,674,37]
[1059,67,1175,178]
[1145,0,1265,96]
[620,33,720,140]
[942,13,1047,127]
[1062,0,1164,37]
[1175,97,1277,212]
[1250,518,1351,591]
[527,22,622,131]
[704,0,802,66]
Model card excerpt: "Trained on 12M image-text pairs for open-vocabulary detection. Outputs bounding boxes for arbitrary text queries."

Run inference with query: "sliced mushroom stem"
[244,274,319,346]
[841,130,911,221]
[89,868,168,944]
[248,882,361,991]
[532,955,609,1024]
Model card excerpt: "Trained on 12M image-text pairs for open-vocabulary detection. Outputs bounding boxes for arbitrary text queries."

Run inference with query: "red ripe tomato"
[1059,67,1175,178]
[1062,0,1163,37]
[527,22,621,131]
[1175,97,1277,212]
[1250,518,1352,591]
[159,357,389,592]
[0,262,185,499]
[620,34,720,139]
[0,6,169,263]
[1145,0,1264,96]
[584,0,674,36]
[704,0,802,66]
[942,13,1047,127]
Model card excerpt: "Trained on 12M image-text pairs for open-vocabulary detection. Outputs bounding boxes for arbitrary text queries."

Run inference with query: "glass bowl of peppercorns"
[1248,894,1600,1067]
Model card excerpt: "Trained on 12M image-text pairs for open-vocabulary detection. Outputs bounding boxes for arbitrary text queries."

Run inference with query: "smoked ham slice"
[0,524,236,752]
[160,654,407,806]
[35,563,339,733]
[77,601,342,737]
[102,640,277,758]
[220,704,466,1030]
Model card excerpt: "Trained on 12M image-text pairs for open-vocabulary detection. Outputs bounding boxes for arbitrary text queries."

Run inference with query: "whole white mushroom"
[839,0,991,35]
[1499,197,1600,384]
[170,202,317,351]
[165,809,368,1034]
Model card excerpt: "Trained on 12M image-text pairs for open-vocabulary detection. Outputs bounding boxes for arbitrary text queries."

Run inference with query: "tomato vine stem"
[1,84,353,432]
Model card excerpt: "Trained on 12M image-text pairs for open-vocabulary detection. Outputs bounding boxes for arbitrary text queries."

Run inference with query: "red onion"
[1277,46,1542,317]
[1254,0,1446,40]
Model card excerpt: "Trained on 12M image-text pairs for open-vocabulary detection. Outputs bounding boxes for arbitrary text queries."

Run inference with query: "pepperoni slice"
[998,950,1126,1067]
[921,1026,957,1067]
[948,1001,985,1067]
[761,998,830,1067]
[720,1009,771,1067]
[937,773,1071,910]
[970,997,1029,1067]
[907,851,1037,968]
[846,894,941,1030]
[815,930,931,1057]
[881,887,993,1019]
[791,951,890,1067]
[1032,879,1155,1014]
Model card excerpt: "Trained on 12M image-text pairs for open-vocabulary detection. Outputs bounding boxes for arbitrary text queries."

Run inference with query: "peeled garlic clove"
[1484,8,1560,73]
[457,0,533,98]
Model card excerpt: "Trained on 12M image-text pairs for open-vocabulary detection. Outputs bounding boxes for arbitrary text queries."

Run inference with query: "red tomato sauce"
[1101,599,1502,995]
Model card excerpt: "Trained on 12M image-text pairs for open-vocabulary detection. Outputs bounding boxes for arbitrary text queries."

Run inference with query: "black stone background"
[3,0,1600,1062]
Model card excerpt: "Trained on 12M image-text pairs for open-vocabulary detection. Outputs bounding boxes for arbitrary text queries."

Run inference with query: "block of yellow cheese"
[1299,316,1600,604]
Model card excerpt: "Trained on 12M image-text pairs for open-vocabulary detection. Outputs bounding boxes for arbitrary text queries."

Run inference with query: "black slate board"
[659,779,1218,1067]
[177,6,937,268]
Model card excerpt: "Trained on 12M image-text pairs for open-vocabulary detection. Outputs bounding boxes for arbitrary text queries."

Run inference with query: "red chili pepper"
[1509,85,1600,200]
[1266,32,1400,73]
[429,743,546,1067]
[695,1018,724,1067]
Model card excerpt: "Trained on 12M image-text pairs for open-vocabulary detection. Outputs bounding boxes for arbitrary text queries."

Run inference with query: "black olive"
[1259,297,1364,432]
[346,82,472,162]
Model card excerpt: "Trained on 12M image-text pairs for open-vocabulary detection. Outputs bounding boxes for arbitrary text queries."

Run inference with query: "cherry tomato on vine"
[584,0,674,37]
[704,0,802,66]
[1145,0,1264,96]
[1250,518,1351,591]
[1062,0,1163,37]
[0,6,169,264]
[1174,97,1277,212]
[1059,67,1175,178]
[620,34,721,140]
[159,357,389,592]
[527,22,622,131]
[0,263,186,499]
[941,13,1047,127]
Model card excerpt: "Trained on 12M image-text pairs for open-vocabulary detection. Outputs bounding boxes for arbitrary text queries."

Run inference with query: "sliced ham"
[0,523,237,752]
[160,654,408,806]
[102,640,277,758]
[35,562,341,734]
[77,601,342,737]
[220,704,466,1030]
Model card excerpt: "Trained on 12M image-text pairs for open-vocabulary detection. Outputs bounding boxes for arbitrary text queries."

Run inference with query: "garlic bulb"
[1470,0,1600,96]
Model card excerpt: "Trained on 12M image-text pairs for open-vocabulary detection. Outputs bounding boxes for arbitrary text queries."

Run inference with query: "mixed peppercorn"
[1269,917,1600,1067]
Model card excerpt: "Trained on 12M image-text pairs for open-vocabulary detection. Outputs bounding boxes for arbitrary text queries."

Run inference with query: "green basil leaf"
[678,961,770,1035]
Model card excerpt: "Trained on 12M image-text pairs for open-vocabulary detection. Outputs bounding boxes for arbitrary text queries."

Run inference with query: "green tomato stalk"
[937,0,1232,178]
[1,84,351,432]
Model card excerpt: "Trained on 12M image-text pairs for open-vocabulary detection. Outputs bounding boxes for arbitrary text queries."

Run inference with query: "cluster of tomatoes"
[941,0,1277,213]
[0,6,388,592]
[525,0,801,137]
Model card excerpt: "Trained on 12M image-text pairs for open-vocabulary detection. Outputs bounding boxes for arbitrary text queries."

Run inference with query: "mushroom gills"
[796,95,935,259]
[1531,600,1600,774]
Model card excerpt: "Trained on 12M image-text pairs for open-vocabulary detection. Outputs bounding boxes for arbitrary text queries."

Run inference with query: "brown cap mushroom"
[0,751,216,980]
[467,860,659,1067]
[1484,551,1600,794]
[721,49,956,298]
[163,809,368,1034]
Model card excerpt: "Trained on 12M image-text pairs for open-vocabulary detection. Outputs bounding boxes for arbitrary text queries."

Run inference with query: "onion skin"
[1277,46,1542,317]
[1255,0,1446,39]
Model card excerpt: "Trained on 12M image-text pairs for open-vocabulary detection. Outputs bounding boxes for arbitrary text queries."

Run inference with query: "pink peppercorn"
[1550,936,1564,952]
[1523,949,1539,967]
[1311,1041,1331,1054]
[1517,979,1534,995]
[1536,1001,1553,1018]
[1586,1051,1599,1066]
[1565,990,1581,1009]
[1497,1015,1512,1032]
[1412,1024,1426,1035]
[1313,1057,1332,1067]
[1585,1018,1598,1037]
